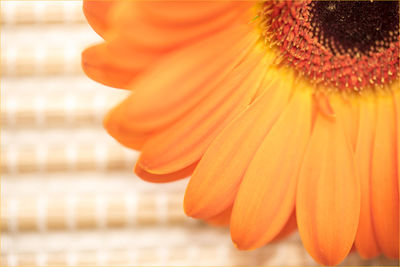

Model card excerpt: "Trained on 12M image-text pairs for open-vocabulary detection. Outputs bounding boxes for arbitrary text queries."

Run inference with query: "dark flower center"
[262,0,400,92]
[310,0,399,56]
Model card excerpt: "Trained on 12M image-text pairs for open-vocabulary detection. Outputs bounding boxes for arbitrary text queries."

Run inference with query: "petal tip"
[182,193,205,219]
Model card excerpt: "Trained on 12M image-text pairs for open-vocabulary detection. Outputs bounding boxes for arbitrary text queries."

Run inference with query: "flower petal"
[83,0,117,38]
[134,162,197,184]
[271,211,297,243]
[231,88,312,250]
[82,43,145,89]
[103,109,150,150]
[138,49,268,174]
[370,92,399,259]
[82,2,255,89]
[137,2,237,26]
[107,26,259,133]
[335,96,359,151]
[354,94,380,259]
[395,89,400,206]
[184,68,294,219]
[296,97,360,265]
[205,206,233,227]
[109,1,252,51]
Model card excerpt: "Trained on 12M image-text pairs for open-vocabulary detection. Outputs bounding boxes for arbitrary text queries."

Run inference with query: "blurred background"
[0,1,398,266]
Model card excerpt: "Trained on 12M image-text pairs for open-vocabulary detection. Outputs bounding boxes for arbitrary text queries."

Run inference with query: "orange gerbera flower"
[82,1,400,265]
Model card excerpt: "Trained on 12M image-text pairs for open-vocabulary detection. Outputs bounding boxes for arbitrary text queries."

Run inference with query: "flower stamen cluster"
[261,0,399,92]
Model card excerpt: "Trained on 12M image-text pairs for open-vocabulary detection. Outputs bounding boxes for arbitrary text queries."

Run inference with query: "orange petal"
[184,68,294,219]
[395,89,400,206]
[109,1,252,51]
[138,49,268,174]
[231,88,312,250]
[296,97,360,265]
[109,26,259,132]
[83,0,117,38]
[271,211,297,243]
[370,92,399,259]
[137,2,238,26]
[103,110,150,150]
[81,44,141,89]
[354,94,380,259]
[312,92,335,128]
[82,38,170,89]
[335,95,359,151]
[205,206,233,227]
[104,30,258,152]
[134,162,197,184]
[83,2,254,89]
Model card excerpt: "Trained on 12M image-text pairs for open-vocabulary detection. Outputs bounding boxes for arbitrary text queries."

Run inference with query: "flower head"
[82,1,400,265]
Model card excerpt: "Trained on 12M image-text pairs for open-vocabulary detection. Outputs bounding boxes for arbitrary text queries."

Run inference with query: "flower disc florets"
[261,0,399,92]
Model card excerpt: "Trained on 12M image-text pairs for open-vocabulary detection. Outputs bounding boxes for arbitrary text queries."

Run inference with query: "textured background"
[0,1,398,266]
